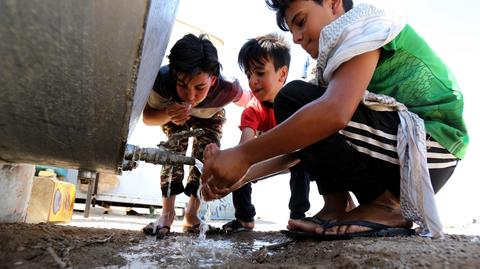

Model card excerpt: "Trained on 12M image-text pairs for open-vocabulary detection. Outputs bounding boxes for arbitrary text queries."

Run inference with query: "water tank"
[0,0,179,173]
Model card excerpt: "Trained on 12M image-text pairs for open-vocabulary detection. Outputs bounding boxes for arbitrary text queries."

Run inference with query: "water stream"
[194,158,211,240]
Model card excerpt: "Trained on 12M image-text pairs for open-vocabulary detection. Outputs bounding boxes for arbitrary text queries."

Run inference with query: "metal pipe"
[122,144,195,171]
[78,170,97,218]
[121,128,204,172]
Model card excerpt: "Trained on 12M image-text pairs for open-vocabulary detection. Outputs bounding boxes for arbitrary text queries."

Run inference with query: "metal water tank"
[0,0,179,173]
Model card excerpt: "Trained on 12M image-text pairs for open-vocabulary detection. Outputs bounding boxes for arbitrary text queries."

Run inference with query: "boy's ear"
[278,66,289,84]
[331,0,343,16]
[210,75,218,84]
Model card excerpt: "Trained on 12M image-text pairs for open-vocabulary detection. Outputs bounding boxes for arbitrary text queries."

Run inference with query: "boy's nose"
[292,31,302,44]
[185,89,196,102]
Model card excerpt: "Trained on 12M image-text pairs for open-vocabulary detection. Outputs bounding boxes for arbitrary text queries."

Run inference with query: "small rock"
[253,246,268,263]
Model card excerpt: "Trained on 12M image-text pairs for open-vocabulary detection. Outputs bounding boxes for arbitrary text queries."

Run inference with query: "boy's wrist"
[237,140,257,167]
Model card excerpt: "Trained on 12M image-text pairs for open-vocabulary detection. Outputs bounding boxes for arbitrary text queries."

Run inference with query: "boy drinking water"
[142,33,252,238]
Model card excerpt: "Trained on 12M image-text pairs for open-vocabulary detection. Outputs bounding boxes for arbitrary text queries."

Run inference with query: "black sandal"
[221,219,253,234]
[143,222,170,238]
[183,223,220,235]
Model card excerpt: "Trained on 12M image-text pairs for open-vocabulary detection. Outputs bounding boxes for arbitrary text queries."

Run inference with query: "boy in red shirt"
[221,33,315,233]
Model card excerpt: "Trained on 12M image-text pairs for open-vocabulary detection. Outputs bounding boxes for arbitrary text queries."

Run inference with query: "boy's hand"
[166,102,191,125]
[200,143,251,201]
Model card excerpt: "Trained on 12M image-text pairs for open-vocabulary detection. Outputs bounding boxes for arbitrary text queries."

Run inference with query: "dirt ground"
[1,220,480,269]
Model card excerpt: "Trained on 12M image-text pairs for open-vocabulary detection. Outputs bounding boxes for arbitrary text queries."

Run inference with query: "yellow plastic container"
[26,176,76,223]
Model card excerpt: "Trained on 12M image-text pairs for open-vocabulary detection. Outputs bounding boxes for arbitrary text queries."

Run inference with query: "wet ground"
[1,206,480,268]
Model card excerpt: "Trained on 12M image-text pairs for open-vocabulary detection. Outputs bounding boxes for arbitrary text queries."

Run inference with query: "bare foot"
[148,209,175,236]
[287,192,356,233]
[238,219,254,229]
[183,215,201,228]
[156,211,176,226]
[314,191,356,221]
[221,219,254,234]
[323,191,412,235]
[287,217,326,233]
[183,195,202,228]
[150,196,176,234]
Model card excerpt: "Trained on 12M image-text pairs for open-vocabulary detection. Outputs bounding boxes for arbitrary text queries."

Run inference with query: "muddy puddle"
[117,234,283,268]
[1,222,480,268]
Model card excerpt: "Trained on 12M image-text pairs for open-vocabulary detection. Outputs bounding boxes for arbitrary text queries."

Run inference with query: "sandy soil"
[1,221,479,269]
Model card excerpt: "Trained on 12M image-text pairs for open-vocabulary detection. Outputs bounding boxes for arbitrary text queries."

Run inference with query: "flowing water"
[116,235,282,268]
[102,158,290,268]
[194,158,212,240]
[193,158,204,176]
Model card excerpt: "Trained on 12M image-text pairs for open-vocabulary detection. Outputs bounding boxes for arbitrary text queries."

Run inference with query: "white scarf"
[316,3,405,86]
[316,3,444,238]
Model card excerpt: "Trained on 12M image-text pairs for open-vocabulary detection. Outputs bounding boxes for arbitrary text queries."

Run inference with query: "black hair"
[265,0,354,31]
[167,33,222,79]
[237,33,290,74]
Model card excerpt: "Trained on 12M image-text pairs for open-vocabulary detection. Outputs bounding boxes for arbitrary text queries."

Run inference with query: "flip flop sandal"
[155,226,171,240]
[286,216,329,231]
[143,222,170,237]
[301,216,329,226]
[221,219,253,234]
[281,216,330,240]
[282,220,414,241]
[183,223,220,235]
[322,220,415,239]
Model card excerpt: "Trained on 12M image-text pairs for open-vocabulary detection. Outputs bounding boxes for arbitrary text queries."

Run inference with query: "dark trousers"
[288,164,313,219]
[274,80,457,205]
[232,183,255,222]
[232,163,313,222]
